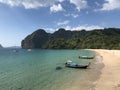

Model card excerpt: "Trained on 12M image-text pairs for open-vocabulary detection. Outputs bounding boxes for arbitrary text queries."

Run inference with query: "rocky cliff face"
[0,44,3,48]
[21,28,120,49]
[21,29,49,49]
[21,28,73,49]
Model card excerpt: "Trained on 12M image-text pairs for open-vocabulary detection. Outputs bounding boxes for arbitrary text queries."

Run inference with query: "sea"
[0,48,102,90]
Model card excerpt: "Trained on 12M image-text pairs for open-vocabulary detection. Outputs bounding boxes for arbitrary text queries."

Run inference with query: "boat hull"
[65,64,88,69]
[79,56,94,59]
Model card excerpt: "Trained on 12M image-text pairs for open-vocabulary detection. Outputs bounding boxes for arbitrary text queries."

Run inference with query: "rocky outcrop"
[21,28,120,49]
[0,44,3,48]
[22,29,49,49]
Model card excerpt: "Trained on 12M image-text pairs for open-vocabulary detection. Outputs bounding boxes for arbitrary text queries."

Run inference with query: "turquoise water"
[0,49,95,90]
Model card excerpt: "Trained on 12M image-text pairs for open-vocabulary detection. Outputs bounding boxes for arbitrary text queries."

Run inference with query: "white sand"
[90,49,120,90]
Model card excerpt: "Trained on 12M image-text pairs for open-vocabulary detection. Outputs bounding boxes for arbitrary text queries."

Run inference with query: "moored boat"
[65,61,90,69]
[78,56,94,59]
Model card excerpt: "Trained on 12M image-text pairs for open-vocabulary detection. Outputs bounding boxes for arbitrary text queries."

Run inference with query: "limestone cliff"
[21,29,49,49]
[0,44,3,48]
[21,28,120,49]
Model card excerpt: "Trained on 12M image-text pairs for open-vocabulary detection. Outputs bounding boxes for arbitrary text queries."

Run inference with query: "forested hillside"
[22,28,120,49]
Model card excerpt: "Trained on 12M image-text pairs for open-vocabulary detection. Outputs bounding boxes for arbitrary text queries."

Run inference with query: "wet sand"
[64,49,104,90]
[90,49,120,90]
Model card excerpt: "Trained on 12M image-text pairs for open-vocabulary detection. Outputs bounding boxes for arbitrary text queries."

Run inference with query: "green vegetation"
[22,28,120,49]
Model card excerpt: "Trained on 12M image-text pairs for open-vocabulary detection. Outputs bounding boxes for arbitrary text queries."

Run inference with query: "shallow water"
[0,49,95,90]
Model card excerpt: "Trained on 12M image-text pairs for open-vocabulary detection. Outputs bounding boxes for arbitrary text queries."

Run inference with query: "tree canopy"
[22,28,120,49]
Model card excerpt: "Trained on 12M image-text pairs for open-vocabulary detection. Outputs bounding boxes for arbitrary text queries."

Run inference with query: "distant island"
[6,46,21,49]
[0,44,3,48]
[21,28,120,49]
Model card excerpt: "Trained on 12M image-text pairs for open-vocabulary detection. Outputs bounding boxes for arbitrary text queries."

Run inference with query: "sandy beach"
[90,49,120,90]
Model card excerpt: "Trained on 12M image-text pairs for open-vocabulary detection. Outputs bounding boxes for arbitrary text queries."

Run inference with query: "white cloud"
[71,14,79,18]
[95,2,100,6]
[0,0,88,12]
[57,20,70,26]
[0,0,55,9]
[65,25,104,31]
[44,28,57,33]
[70,0,88,11]
[58,0,64,2]
[44,25,104,33]
[99,0,120,11]
[64,13,79,18]
[50,4,64,13]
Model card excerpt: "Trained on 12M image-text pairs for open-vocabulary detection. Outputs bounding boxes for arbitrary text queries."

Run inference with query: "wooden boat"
[78,56,94,59]
[65,62,90,69]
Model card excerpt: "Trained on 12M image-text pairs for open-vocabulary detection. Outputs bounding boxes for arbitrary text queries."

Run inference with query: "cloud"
[70,0,88,11]
[44,25,104,33]
[50,4,64,13]
[0,0,55,9]
[64,13,79,18]
[0,0,88,12]
[64,25,104,31]
[58,0,64,2]
[99,0,120,11]
[71,14,79,18]
[44,28,57,33]
[95,2,100,6]
[57,20,70,26]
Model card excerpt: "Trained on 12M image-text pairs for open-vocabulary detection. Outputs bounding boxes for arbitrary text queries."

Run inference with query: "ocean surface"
[0,48,96,90]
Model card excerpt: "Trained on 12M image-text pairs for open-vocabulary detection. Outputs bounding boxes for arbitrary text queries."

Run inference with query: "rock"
[56,66,62,70]
[0,44,3,48]
[21,29,49,49]
[21,28,120,49]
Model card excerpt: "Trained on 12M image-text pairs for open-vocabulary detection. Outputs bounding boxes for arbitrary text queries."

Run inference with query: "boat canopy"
[67,60,72,63]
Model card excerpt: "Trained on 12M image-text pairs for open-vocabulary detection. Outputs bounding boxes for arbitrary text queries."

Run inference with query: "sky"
[0,0,120,47]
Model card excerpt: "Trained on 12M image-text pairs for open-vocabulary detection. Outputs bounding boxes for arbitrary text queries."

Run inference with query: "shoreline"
[89,49,120,90]
[65,49,105,90]
[87,50,105,90]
